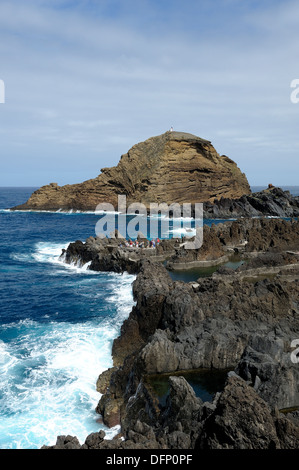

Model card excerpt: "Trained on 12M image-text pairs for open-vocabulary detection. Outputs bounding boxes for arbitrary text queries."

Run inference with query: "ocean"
[0,187,136,449]
[0,185,298,449]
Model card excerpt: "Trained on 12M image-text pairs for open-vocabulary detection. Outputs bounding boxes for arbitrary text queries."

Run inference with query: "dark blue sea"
[0,185,298,449]
[0,187,137,449]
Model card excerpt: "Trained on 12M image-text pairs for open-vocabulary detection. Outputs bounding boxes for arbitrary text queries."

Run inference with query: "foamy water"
[0,241,136,448]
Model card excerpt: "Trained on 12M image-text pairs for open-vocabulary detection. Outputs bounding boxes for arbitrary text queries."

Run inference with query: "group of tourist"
[118,238,160,249]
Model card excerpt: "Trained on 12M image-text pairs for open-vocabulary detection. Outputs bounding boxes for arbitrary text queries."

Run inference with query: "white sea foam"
[0,268,135,448]
[15,241,94,274]
[0,208,121,215]
[32,242,101,274]
[1,239,136,448]
[166,227,196,236]
[10,241,70,265]
[0,340,18,375]
[32,242,69,264]
[0,320,111,447]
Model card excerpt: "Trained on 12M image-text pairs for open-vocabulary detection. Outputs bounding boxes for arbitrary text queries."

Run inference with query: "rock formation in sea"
[203,185,299,219]
[42,217,299,450]
[11,131,250,212]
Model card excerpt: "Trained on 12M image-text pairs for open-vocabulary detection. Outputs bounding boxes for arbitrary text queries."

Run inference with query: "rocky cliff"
[42,217,299,450]
[11,131,250,211]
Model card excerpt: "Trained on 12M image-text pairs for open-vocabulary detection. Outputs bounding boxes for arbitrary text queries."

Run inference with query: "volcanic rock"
[11,131,250,211]
[197,375,281,449]
[43,217,299,450]
[203,186,299,218]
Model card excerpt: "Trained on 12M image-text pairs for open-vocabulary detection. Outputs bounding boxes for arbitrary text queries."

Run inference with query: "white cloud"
[0,0,299,186]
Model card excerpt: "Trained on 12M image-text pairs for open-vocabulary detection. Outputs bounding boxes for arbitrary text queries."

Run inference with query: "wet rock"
[96,395,123,428]
[96,367,117,394]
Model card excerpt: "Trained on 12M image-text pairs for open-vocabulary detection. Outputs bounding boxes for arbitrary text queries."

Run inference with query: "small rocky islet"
[18,131,299,449]
[11,131,251,212]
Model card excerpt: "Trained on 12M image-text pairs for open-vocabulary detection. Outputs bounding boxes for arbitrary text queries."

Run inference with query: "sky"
[0,0,299,187]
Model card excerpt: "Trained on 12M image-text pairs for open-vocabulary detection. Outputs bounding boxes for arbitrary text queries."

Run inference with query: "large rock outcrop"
[11,131,250,211]
[203,186,299,219]
[93,251,299,432]
[42,217,299,450]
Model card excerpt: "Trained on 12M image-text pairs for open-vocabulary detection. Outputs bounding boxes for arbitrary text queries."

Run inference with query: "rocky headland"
[43,217,299,449]
[12,131,251,212]
[28,130,299,450]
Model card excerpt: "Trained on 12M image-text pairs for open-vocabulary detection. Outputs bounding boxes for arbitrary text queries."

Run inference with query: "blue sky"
[0,0,299,186]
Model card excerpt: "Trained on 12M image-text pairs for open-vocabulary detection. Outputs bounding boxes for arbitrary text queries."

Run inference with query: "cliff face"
[42,218,299,450]
[12,131,250,211]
